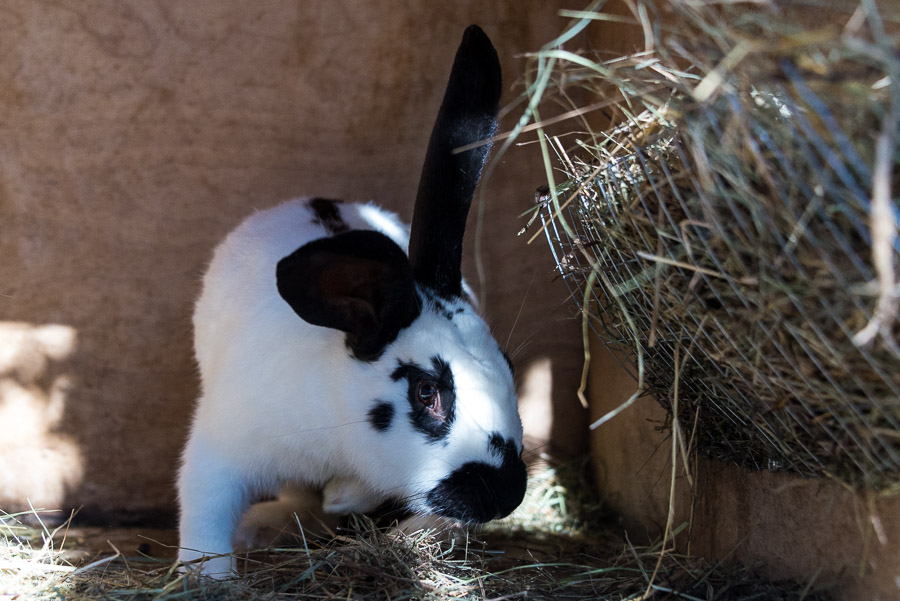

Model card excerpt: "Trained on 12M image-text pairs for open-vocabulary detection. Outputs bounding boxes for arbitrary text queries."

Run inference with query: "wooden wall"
[589,342,900,601]
[0,0,588,524]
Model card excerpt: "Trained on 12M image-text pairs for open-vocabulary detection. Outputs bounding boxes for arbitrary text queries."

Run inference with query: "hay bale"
[529,0,900,490]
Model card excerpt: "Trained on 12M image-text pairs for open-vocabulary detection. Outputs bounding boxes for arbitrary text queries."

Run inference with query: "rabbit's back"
[193,199,409,380]
[187,198,414,488]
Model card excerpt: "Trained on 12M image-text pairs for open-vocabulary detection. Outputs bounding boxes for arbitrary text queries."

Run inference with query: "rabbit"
[177,25,526,578]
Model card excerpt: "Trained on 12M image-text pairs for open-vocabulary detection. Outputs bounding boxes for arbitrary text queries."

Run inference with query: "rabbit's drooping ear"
[276,230,420,361]
[408,25,502,299]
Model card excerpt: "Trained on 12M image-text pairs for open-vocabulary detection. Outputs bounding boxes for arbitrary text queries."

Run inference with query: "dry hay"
[0,463,831,600]
[521,0,900,491]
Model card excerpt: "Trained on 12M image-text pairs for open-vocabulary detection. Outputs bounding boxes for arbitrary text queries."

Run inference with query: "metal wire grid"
[540,80,900,486]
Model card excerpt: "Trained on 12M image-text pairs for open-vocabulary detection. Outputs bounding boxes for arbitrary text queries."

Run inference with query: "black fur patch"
[308,197,349,235]
[276,230,420,362]
[366,498,413,528]
[421,288,458,320]
[436,300,452,320]
[368,401,395,432]
[426,435,527,522]
[391,356,455,442]
[430,293,466,321]
[501,350,515,378]
[442,306,465,320]
[488,432,520,458]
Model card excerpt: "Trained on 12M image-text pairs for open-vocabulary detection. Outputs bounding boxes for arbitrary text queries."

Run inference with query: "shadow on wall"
[0,302,198,528]
[0,322,83,516]
[0,325,576,525]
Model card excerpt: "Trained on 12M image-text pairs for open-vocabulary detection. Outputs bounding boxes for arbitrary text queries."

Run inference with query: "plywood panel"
[589,338,900,601]
[0,0,588,523]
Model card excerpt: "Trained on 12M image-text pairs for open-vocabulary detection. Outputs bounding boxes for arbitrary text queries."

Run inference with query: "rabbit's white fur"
[178,199,521,577]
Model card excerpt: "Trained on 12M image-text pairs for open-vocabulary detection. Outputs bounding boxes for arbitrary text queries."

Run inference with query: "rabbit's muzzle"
[425,448,527,523]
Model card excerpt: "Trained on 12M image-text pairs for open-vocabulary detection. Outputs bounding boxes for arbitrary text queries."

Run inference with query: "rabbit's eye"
[416,381,440,407]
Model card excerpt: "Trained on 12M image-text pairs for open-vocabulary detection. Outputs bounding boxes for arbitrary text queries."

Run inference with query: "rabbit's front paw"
[322,477,383,515]
[234,486,338,551]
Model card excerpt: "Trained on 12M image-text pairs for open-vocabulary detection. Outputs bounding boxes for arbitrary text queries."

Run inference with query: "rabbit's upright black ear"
[277,230,420,361]
[408,25,501,299]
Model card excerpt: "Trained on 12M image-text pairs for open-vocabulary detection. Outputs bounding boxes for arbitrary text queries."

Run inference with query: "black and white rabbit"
[177,25,526,577]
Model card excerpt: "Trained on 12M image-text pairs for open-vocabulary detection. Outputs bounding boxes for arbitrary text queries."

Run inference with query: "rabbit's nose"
[425,454,527,523]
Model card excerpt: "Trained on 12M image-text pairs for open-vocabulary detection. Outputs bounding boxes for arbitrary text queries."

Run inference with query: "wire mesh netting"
[530,1,900,490]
